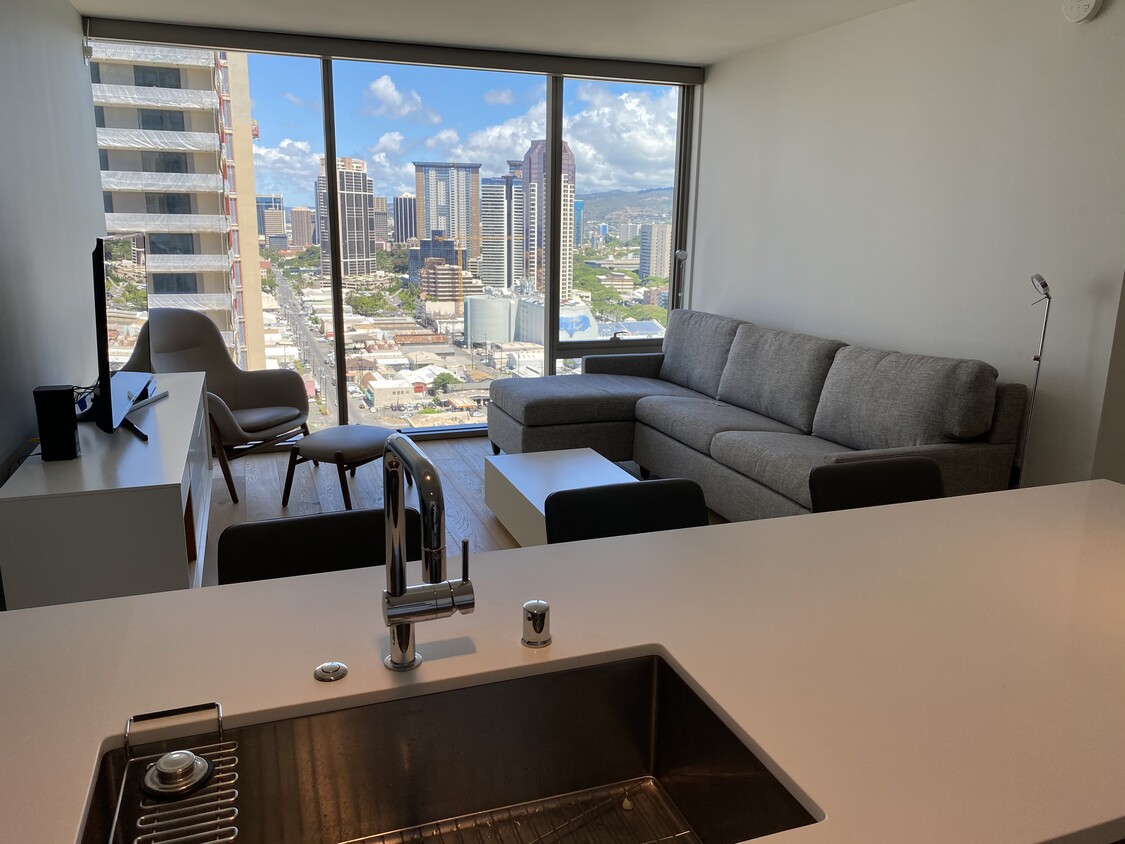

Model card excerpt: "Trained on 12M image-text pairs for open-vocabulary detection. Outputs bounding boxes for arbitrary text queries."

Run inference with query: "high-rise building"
[522,139,575,301]
[639,223,673,280]
[408,230,468,284]
[620,222,642,242]
[261,207,286,244]
[372,195,389,247]
[92,43,264,367]
[480,174,523,290]
[316,157,376,277]
[573,199,585,247]
[290,206,313,248]
[256,194,283,238]
[419,258,485,318]
[393,193,416,243]
[413,162,481,265]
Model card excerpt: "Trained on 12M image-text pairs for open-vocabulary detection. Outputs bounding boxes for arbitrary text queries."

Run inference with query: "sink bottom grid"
[342,776,699,844]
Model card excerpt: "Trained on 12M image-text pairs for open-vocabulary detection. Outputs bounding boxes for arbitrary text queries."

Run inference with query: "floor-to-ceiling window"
[86,21,701,435]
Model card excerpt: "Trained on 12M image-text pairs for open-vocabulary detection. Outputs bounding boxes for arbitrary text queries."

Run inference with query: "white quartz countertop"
[3,480,1125,843]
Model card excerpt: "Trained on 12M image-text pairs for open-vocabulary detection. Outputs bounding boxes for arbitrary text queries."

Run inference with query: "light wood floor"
[200,436,524,587]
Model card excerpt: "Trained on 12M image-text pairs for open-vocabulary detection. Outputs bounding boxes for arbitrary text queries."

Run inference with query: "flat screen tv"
[90,236,152,435]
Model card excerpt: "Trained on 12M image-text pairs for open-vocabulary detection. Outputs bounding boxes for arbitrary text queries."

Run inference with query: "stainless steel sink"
[83,655,817,843]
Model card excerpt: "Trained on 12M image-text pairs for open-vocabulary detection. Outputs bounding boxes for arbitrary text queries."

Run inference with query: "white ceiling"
[72,0,915,67]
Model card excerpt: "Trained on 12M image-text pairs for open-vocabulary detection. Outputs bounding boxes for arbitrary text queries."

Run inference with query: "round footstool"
[282,425,399,511]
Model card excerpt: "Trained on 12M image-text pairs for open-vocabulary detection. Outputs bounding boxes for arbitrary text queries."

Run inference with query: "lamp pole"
[1013,274,1052,488]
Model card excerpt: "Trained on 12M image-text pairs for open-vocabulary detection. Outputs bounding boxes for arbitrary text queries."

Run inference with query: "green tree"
[120,283,147,310]
[431,372,461,392]
[107,239,133,261]
[397,282,419,313]
[346,290,390,316]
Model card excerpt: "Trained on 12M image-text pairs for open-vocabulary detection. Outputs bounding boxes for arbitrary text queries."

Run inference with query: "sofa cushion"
[489,373,700,427]
[636,396,800,454]
[711,431,854,509]
[812,347,998,451]
[717,325,845,432]
[659,309,745,398]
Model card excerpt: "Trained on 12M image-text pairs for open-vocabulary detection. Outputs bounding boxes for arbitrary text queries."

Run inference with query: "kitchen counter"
[2,479,1125,843]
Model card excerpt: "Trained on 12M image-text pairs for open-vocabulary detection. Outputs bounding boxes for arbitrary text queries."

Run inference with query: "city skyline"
[248,55,679,209]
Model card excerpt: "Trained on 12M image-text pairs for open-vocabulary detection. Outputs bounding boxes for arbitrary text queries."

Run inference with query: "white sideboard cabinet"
[0,372,211,609]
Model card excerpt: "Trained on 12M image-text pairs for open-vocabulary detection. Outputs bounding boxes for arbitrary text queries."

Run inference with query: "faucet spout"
[382,433,474,671]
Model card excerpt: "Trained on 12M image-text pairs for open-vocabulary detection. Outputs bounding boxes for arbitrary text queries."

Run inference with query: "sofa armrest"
[825,442,1015,496]
[582,353,664,378]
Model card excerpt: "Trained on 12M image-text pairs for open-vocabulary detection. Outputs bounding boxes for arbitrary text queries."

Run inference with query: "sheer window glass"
[556,79,680,352]
[139,109,185,131]
[134,66,182,88]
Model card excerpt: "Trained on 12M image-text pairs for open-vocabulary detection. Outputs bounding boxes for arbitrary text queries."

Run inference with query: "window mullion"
[545,75,564,375]
[320,57,349,424]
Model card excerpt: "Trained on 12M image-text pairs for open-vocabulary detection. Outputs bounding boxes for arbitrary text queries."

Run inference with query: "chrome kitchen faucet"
[382,433,474,670]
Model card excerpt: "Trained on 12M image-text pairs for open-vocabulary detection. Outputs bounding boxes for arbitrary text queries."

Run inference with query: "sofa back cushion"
[659,309,745,397]
[811,346,998,450]
[717,325,845,432]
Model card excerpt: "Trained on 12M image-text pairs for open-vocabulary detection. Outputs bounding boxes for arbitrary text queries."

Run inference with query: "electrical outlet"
[1063,0,1104,23]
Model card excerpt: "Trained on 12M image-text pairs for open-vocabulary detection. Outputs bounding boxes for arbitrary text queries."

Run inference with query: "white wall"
[0,0,105,467]
[690,0,1125,486]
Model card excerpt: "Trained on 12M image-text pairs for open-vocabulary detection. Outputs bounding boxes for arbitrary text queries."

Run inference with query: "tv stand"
[0,373,211,609]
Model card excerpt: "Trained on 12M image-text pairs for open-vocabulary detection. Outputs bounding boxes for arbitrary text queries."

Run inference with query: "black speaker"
[34,385,80,461]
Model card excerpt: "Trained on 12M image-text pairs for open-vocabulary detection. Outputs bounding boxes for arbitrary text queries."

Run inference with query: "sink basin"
[83,654,817,843]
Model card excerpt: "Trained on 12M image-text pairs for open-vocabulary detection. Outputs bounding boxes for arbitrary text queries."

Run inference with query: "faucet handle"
[452,538,475,614]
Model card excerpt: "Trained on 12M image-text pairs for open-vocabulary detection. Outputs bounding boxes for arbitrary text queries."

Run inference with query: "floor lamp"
[1012,274,1052,488]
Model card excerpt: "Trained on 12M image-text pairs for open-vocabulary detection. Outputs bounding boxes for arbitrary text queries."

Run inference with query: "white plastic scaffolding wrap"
[100,172,224,193]
[147,254,231,273]
[90,43,214,67]
[148,294,233,311]
[96,128,220,153]
[105,214,229,234]
[91,84,219,111]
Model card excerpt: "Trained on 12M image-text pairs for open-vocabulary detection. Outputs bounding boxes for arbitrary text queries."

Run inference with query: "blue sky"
[248,55,678,209]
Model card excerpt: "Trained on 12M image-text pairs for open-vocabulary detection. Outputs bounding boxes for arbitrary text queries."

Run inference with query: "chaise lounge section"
[488,310,1027,522]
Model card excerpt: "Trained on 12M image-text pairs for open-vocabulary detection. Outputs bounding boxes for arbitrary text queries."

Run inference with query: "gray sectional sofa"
[487,309,1027,522]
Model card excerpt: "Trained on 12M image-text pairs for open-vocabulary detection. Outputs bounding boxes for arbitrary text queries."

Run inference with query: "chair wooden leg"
[335,451,353,510]
[210,417,238,504]
[491,442,500,455]
[281,448,299,506]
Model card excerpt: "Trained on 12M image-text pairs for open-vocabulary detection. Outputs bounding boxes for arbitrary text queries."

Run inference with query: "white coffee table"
[484,448,638,546]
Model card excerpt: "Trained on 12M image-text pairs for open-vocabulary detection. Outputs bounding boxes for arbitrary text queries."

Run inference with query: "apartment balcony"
[147,253,231,273]
[101,171,224,193]
[97,128,219,153]
[106,213,228,235]
[90,42,214,67]
[92,83,218,111]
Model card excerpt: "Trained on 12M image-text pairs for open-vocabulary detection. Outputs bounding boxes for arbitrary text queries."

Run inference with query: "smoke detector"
[1063,0,1104,22]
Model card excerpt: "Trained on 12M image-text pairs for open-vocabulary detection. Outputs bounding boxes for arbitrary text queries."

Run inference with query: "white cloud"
[425,128,460,150]
[368,75,441,124]
[448,103,546,178]
[282,91,304,107]
[483,88,514,106]
[372,131,404,154]
[252,138,322,205]
[562,84,679,191]
[366,151,417,196]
